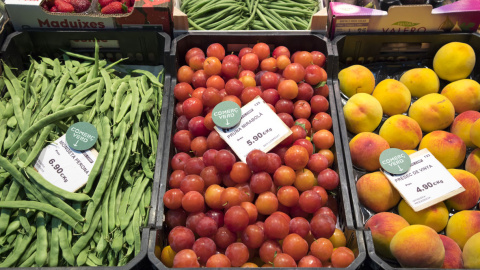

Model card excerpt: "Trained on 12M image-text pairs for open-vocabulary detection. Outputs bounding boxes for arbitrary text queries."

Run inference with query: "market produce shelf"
[147,31,366,269]
[332,32,480,269]
[0,30,171,269]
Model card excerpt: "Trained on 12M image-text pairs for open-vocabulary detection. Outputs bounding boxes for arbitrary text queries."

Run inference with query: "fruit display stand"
[332,32,480,269]
[0,30,171,269]
[146,31,366,269]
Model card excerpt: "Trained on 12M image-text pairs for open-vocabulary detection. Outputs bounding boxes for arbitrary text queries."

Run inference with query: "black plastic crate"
[148,31,366,269]
[332,33,480,269]
[0,30,171,269]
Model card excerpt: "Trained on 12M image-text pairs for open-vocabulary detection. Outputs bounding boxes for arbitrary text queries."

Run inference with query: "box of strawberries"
[5,0,172,32]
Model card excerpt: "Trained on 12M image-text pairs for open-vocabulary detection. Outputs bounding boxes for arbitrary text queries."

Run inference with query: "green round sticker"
[66,122,98,151]
[379,148,411,175]
[212,101,241,129]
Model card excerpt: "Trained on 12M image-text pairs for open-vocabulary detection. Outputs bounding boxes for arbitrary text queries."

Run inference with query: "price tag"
[214,96,292,163]
[382,148,465,212]
[34,135,98,192]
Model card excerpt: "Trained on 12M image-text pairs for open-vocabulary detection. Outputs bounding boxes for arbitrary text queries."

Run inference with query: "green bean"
[131,69,163,87]
[3,63,24,98]
[125,219,134,245]
[77,247,89,266]
[0,181,20,235]
[121,176,150,230]
[142,185,152,221]
[84,140,114,232]
[51,72,70,112]
[19,251,36,267]
[19,209,31,234]
[35,183,84,223]
[72,206,102,256]
[66,77,101,97]
[58,222,75,265]
[117,186,132,228]
[25,167,90,202]
[3,102,14,119]
[18,239,37,265]
[4,79,25,132]
[116,93,132,124]
[133,208,141,255]
[141,155,154,179]
[4,216,20,237]
[61,50,96,61]
[35,211,48,267]
[0,119,7,153]
[0,201,83,233]
[7,104,88,155]
[0,225,36,267]
[111,229,123,253]
[87,40,100,81]
[113,82,128,124]
[101,182,111,243]
[49,217,61,266]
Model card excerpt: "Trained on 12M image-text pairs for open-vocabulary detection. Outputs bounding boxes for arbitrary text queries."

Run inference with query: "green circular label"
[379,148,411,175]
[212,101,241,129]
[66,122,98,151]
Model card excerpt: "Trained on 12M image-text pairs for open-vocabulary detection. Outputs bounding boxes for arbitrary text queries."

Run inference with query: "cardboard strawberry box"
[5,0,172,33]
[328,0,480,38]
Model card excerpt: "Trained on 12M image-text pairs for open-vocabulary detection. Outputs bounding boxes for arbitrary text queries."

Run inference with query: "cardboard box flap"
[330,2,387,16]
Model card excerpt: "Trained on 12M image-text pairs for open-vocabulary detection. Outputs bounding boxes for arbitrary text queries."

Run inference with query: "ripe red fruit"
[70,0,90,12]
[246,149,268,173]
[100,1,126,14]
[54,0,75,12]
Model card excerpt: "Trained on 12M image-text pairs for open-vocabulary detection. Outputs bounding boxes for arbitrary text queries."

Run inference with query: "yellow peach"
[343,93,383,134]
[441,79,480,113]
[408,93,455,133]
[356,171,401,213]
[397,199,448,232]
[379,115,422,150]
[372,79,411,116]
[433,41,475,82]
[399,68,440,98]
[349,132,390,171]
[338,65,376,98]
[450,110,480,148]
[418,130,466,169]
[446,210,480,250]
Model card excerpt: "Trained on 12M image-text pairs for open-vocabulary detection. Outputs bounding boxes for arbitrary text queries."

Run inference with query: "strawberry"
[120,0,130,7]
[54,0,75,12]
[71,0,90,12]
[49,5,58,11]
[98,0,114,8]
[100,1,127,13]
[127,6,133,12]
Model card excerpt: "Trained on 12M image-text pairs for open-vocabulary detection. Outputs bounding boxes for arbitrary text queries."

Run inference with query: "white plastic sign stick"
[215,96,292,163]
[382,148,465,212]
[34,134,98,192]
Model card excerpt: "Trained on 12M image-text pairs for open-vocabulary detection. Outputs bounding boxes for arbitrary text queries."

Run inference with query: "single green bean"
[26,167,90,202]
[77,247,89,266]
[72,206,102,256]
[0,119,7,153]
[115,93,132,124]
[19,209,31,235]
[35,182,85,223]
[121,176,150,230]
[49,217,61,266]
[83,140,114,232]
[4,79,25,132]
[61,50,96,61]
[117,186,132,228]
[35,212,48,267]
[84,117,110,194]
[58,222,75,265]
[7,104,88,155]
[51,72,70,112]
[0,181,20,235]
[131,70,163,87]
[133,208,141,255]
[87,40,100,81]
[0,201,83,233]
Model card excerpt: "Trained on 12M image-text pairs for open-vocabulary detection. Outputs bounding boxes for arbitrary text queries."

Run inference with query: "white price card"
[214,96,292,163]
[382,148,465,212]
[34,135,98,192]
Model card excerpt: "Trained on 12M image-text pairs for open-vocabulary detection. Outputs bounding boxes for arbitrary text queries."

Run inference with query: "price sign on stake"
[215,96,292,163]
[34,135,98,192]
[382,148,465,212]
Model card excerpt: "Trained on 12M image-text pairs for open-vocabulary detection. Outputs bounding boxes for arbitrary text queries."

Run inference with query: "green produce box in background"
[0,30,170,268]
[147,31,366,269]
[171,0,329,37]
[332,33,480,269]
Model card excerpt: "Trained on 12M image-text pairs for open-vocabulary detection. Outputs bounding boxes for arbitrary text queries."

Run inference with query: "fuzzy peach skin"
[379,115,422,150]
[338,65,376,98]
[399,68,439,98]
[390,225,445,268]
[433,41,475,82]
[356,171,401,213]
[343,93,383,134]
[349,132,390,171]
[445,169,480,211]
[408,93,455,133]
[450,110,480,148]
[418,130,466,169]
[446,210,480,250]
[466,148,480,180]
[372,79,411,116]
[439,235,464,269]
[441,79,480,113]
[365,212,409,259]
[462,232,480,268]
[470,118,480,148]
[397,199,449,233]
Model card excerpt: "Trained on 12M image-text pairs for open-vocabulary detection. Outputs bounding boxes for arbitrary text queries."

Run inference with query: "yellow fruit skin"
[338,65,376,98]
[356,171,400,213]
[390,225,445,268]
[466,148,480,180]
[349,132,390,172]
[399,68,439,98]
[372,79,411,116]
[418,130,466,169]
[408,93,455,133]
[446,210,480,250]
[365,212,410,259]
[397,199,449,233]
[450,111,480,148]
[379,115,422,150]
[470,119,480,148]
[441,79,480,113]
[462,232,480,268]
[433,41,475,82]
[160,245,176,268]
[343,93,383,134]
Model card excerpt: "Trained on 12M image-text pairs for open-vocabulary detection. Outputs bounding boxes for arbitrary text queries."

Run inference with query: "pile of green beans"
[181,0,319,30]
[0,41,163,267]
